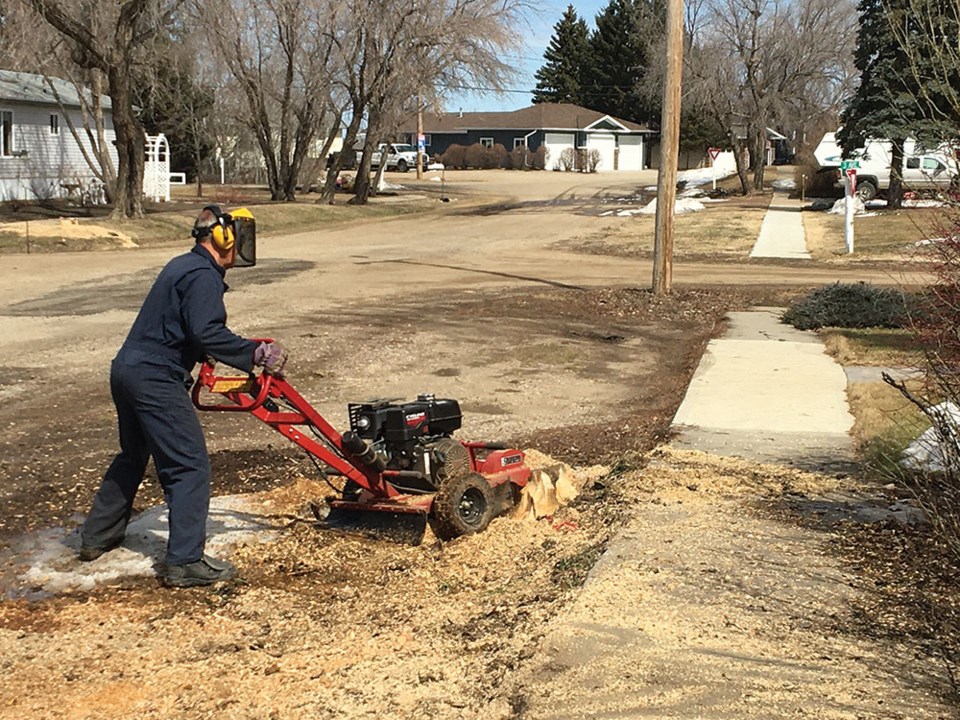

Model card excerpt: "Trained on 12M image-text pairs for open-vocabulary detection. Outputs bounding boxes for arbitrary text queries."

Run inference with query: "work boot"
[78,537,124,562]
[161,555,237,588]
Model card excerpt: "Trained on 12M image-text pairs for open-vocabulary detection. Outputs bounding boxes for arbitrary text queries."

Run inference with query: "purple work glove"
[253,341,288,375]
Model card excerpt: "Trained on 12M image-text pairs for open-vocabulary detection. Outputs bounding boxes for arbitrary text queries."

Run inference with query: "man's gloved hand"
[253,341,288,376]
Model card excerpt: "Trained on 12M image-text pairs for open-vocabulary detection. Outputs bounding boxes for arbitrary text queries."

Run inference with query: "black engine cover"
[348,396,462,444]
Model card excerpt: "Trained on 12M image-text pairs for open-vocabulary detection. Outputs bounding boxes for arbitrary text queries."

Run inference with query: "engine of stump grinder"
[345,395,470,494]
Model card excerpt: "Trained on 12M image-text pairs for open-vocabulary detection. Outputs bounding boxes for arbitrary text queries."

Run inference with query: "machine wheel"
[396,159,409,173]
[430,472,495,541]
[430,437,472,483]
[855,179,877,202]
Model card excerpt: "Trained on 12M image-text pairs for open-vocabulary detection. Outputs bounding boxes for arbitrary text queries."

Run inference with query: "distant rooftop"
[406,103,653,133]
[0,69,113,110]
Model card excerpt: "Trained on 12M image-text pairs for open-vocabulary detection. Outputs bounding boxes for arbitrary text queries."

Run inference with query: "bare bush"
[558,148,576,171]
[586,148,602,172]
[442,144,467,169]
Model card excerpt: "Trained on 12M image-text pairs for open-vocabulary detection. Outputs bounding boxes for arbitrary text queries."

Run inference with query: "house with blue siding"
[0,70,118,202]
[402,103,655,171]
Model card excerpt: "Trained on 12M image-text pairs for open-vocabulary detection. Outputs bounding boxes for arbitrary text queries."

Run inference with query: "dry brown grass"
[847,379,929,474]
[820,328,920,366]
[803,206,947,263]
[570,194,769,259]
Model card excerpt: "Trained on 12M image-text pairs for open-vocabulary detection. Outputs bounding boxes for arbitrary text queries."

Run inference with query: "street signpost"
[840,160,859,254]
[707,148,721,189]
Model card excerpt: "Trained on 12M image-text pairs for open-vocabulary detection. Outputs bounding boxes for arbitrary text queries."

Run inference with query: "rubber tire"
[430,472,495,541]
[396,159,409,173]
[855,180,877,202]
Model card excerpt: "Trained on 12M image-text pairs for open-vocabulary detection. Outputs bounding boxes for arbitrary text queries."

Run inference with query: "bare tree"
[22,0,184,218]
[199,0,341,202]
[338,0,526,205]
[683,0,856,193]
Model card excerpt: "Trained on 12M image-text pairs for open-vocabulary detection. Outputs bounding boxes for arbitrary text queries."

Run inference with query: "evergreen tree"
[839,0,956,206]
[533,5,591,104]
[585,0,664,122]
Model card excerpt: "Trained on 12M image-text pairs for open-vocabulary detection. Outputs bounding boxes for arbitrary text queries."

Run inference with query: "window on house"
[50,114,60,135]
[513,138,526,149]
[480,137,494,148]
[0,111,12,157]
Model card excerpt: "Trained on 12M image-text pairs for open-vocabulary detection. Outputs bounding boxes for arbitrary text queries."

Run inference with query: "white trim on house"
[479,137,494,148]
[584,115,630,132]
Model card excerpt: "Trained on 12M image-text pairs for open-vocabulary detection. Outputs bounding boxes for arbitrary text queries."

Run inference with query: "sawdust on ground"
[0,217,136,248]
[1,447,955,719]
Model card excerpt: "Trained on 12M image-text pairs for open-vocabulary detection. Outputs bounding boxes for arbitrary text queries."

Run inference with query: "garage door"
[587,133,616,172]
[544,132,574,171]
[618,135,644,171]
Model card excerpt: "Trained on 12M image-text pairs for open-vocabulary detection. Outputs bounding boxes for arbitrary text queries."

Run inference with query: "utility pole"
[416,93,424,180]
[652,0,684,295]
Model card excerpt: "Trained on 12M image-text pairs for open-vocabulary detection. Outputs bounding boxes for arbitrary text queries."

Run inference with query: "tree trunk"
[320,112,363,204]
[733,138,750,195]
[751,128,766,192]
[108,61,145,219]
[888,137,905,210]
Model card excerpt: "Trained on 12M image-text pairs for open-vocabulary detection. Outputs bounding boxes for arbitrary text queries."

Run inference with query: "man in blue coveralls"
[79,205,287,588]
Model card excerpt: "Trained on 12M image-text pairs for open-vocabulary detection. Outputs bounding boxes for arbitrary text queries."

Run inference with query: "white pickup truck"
[355,142,420,173]
[814,132,958,201]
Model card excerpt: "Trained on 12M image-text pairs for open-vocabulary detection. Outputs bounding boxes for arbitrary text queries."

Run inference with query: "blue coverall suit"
[81,245,257,566]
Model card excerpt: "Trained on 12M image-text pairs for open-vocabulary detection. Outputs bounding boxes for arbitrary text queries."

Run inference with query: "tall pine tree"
[839,0,957,206]
[585,0,664,122]
[533,5,591,104]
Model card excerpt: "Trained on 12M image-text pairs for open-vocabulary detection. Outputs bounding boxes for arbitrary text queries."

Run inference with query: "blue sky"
[442,0,608,114]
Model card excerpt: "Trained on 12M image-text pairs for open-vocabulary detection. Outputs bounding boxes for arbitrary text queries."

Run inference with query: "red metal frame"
[192,348,530,510]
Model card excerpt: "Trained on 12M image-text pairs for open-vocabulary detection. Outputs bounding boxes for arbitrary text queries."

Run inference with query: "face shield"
[227,207,256,268]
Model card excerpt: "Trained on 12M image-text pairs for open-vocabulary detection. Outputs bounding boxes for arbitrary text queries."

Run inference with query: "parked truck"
[354,142,420,173]
[813,132,958,201]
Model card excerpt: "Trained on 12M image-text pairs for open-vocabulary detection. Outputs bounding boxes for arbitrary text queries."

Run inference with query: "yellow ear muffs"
[210,220,235,252]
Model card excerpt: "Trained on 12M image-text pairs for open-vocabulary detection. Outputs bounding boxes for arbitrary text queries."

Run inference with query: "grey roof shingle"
[408,103,652,134]
[0,70,113,110]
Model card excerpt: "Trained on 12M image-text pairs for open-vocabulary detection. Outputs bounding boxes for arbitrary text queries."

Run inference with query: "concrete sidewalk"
[750,192,810,259]
[671,307,854,470]
[510,308,941,719]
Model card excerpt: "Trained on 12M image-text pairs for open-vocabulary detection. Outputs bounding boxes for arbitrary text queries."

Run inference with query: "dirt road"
[0,171,951,718]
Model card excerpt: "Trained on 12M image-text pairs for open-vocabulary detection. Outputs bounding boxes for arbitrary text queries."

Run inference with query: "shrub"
[782,282,912,330]
[441,144,467,169]
[557,148,576,172]
[530,146,547,170]
[586,148,602,173]
[464,143,487,168]
[485,143,508,169]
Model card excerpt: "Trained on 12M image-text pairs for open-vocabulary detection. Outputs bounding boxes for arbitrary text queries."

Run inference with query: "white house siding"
[544,132,575,171]
[0,103,118,201]
[586,133,616,172]
[617,135,644,171]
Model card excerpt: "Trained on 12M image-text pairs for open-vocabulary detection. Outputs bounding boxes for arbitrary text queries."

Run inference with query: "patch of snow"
[827,197,867,215]
[677,167,736,187]
[640,197,706,215]
[914,236,954,246]
[430,176,442,182]
[427,162,445,170]
[701,198,730,203]
[902,401,960,472]
[1,495,279,597]
[772,179,796,190]
[904,199,945,208]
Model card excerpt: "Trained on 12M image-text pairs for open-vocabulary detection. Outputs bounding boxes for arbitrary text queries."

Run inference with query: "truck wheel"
[396,159,409,173]
[430,472,495,540]
[856,180,877,202]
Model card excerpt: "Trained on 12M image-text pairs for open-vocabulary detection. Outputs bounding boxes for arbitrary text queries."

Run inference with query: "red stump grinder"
[192,351,531,545]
